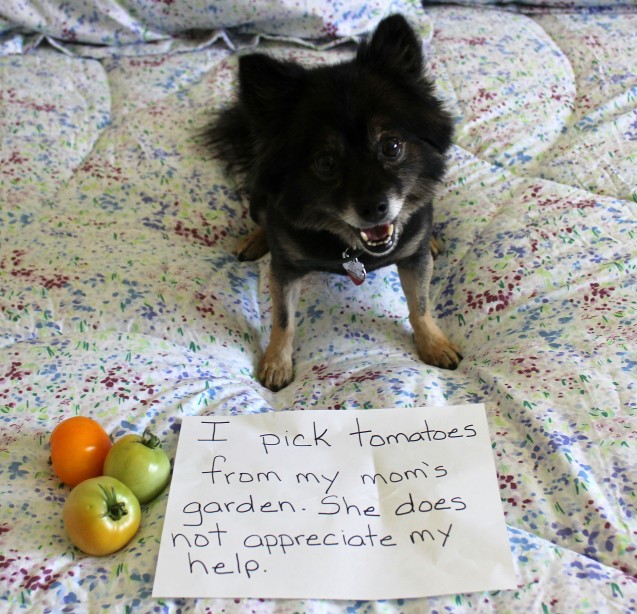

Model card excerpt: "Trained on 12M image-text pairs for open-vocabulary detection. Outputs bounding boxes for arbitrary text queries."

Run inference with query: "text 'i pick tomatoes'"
[50,416,112,487]
[63,476,141,556]
[103,427,171,504]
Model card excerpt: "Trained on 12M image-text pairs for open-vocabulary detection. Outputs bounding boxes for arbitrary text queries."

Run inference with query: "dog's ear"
[357,14,424,80]
[238,54,305,116]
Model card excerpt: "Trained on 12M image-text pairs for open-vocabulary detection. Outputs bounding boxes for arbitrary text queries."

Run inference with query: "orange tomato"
[50,416,112,487]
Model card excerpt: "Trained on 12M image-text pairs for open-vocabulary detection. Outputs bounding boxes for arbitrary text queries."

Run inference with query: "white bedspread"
[1,1,636,611]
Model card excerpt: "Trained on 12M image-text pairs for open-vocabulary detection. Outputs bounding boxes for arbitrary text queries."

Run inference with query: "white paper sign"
[153,404,516,600]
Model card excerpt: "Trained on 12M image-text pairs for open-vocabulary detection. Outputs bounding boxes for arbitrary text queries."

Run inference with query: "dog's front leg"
[398,253,462,370]
[258,269,302,391]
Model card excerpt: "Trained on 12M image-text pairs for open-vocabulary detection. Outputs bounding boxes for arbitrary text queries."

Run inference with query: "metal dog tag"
[342,251,367,285]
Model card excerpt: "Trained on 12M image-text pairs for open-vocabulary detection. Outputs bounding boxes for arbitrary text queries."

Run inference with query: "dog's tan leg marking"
[237,226,269,261]
[429,235,444,259]
[258,272,301,391]
[398,254,462,369]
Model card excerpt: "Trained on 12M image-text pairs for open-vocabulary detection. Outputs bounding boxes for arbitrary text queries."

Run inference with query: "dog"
[207,14,461,391]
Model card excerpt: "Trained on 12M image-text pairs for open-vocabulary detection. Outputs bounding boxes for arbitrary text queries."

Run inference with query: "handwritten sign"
[152,404,516,600]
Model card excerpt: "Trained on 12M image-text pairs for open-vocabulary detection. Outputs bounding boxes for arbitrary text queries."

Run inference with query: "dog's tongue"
[363,223,391,241]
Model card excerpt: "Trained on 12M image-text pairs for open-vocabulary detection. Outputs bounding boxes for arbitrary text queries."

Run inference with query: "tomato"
[50,416,112,487]
[103,427,171,504]
[63,476,141,556]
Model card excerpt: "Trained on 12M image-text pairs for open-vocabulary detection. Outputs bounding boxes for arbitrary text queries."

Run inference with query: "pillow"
[421,0,637,8]
[0,0,397,47]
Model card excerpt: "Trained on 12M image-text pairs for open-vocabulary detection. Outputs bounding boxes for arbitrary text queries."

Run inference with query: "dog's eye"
[380,137,403,159]
[314,153,338,176]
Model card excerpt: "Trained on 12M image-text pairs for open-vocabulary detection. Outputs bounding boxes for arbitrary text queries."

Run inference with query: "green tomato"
[63,476,141,556]
[103,428,171,504]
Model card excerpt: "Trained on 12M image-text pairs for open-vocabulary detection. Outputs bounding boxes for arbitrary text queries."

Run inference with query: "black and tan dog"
[208,14,461,390]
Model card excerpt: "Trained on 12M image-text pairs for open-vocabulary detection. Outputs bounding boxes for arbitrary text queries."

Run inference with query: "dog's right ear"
[238,54,305,117]
[357,14,424,81]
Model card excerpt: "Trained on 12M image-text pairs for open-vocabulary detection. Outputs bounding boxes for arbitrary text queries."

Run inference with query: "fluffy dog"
[207,14,461,390]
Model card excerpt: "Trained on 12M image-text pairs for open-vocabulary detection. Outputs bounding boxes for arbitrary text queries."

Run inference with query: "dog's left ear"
[238,54,306,119]
[357,14,424,80]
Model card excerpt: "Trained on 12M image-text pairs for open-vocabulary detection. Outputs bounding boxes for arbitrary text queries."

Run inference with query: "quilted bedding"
[1,0,636,612]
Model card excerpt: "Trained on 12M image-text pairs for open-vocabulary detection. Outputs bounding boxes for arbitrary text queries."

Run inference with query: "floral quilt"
[1,0,636,612]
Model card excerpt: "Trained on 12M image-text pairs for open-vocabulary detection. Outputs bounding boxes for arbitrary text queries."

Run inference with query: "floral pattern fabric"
[423,0,637,11]
[1,1,636,613]
[0,0,398,52]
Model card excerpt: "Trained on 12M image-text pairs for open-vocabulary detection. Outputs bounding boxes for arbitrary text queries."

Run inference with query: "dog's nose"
[361,200,389,224]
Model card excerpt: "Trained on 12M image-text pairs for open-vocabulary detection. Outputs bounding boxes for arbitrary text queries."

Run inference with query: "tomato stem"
[100,484,129,521]
[141,427,162,449]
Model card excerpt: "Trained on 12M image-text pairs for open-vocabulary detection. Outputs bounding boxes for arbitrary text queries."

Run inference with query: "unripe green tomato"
[103,428,171,504]
[63,476,140,556]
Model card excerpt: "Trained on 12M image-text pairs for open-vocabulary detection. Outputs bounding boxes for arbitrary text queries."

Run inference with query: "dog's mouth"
[359,222,396,254]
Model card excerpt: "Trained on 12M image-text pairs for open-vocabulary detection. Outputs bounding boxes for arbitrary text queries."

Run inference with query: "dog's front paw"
[411,314,462,370]
[258,353,294,391]
[416,335,462,370]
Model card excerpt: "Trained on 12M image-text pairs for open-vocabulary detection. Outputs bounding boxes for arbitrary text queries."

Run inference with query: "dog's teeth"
[359,224,395,248]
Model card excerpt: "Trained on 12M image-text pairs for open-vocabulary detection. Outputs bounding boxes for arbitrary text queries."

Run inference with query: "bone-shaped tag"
[342,256,366,285]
